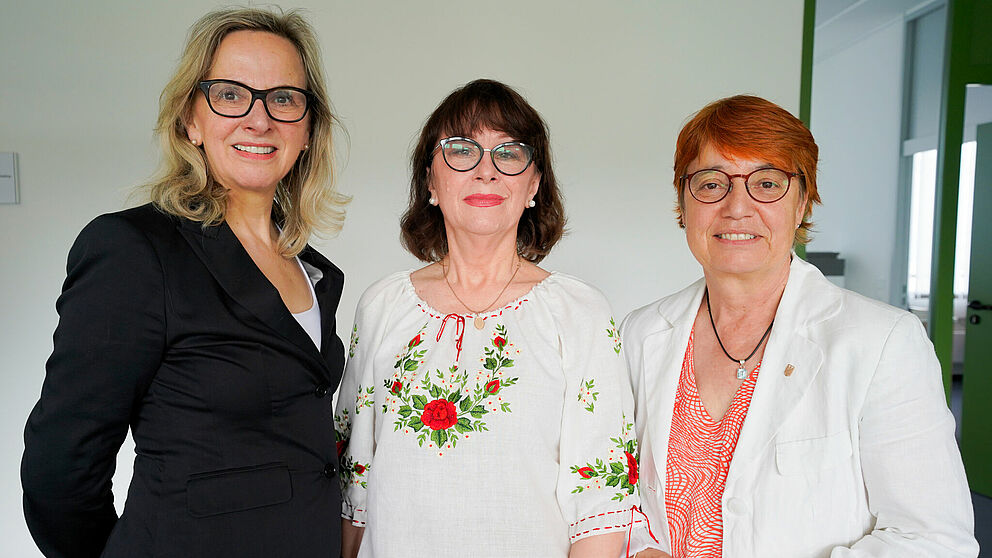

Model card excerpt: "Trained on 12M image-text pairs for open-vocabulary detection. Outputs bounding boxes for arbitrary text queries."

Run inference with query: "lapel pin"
[784,364,795,377]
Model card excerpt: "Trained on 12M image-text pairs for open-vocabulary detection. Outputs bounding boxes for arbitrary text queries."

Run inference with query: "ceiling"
[813,0,943,61]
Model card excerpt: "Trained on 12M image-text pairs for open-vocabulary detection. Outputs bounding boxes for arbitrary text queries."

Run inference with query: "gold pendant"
[474,316,485,330]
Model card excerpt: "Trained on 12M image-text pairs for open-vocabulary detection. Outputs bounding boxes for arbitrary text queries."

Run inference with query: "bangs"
[688,106,800,173]
[432,89,541,145]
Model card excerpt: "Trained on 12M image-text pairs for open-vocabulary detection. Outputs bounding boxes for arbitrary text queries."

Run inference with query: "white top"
[291,257,321,350]
[335,271,642,558]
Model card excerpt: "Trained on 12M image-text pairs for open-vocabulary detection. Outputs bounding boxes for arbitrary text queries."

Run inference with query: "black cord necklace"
[705,289,775,380]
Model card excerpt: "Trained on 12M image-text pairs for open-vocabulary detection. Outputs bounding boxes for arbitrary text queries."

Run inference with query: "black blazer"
[22,204,345,558]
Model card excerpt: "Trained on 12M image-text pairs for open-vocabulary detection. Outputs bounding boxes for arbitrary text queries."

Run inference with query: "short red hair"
[673,95,820,245]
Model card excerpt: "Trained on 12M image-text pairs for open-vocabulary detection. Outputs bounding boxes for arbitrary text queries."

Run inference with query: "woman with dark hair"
[22,7,348,557]
[624,95,977,557]
[335,79,641,557]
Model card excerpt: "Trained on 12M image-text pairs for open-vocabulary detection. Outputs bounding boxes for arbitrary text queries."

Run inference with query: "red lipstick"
[464,194,506,207]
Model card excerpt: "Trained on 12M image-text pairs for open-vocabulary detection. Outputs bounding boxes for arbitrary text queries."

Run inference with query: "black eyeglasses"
[197,79,314,123]
[433,137,535,176]
[681,167,803,204]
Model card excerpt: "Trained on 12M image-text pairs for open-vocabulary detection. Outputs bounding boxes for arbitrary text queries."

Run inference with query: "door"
[961,121,992,496]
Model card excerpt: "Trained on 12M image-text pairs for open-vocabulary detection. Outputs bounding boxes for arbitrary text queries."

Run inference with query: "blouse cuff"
[567,507,644,543]
[341,502,367,527]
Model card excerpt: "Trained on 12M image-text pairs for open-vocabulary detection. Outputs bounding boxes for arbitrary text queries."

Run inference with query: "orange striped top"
[665,330,760,558]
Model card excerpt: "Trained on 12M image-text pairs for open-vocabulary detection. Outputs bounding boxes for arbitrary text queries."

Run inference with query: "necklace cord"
[705,289,775,368]
[442,256,521,316]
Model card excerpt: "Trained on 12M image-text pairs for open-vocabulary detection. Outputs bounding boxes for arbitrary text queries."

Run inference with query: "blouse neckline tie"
[437,313,466,362]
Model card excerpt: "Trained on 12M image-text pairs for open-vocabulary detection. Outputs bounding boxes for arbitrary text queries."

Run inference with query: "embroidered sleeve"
[335,297,379,526]
[553,283,642,543]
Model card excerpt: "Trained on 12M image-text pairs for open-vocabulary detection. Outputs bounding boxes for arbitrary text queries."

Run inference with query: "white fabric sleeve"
[335,279,395,527]
[551,282,644,545]
[830,314,978,557]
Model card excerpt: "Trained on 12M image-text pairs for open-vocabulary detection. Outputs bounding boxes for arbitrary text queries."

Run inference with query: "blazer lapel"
[725,325,823,480]
[176,219,331,375]
[726,257,838,481]
[643,280,706,487]
[299,244,345,369]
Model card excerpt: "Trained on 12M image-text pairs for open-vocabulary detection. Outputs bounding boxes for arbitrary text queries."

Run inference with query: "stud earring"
[303,144,309,150]
[190,139,199,146]
[429,197,438,206]
[527,200,536,208]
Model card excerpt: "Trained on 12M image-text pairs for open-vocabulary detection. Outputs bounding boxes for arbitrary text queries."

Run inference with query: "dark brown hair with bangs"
[673,95,821,245]
[400,79,565,262]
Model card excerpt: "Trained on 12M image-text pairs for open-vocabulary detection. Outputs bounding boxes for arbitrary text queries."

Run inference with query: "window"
[906,142,976,310]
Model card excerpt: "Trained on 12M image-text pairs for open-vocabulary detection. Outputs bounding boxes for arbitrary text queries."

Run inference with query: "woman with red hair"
[623,95,977,557]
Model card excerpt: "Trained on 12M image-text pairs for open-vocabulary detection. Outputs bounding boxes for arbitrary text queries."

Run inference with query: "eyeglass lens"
[205,81,309,122]
[688,168,791,203]
[440,138,533,176]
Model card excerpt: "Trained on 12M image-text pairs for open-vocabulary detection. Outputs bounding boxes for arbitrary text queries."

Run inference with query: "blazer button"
[314,383,330,398]
[726,497,748,515]
[323,462,336,478]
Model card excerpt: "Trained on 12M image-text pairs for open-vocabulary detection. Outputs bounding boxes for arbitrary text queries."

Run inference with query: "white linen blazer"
[621,256,977,557]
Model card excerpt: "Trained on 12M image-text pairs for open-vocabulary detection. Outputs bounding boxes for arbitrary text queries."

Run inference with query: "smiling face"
[683,142,806,280]
[186,30,310,196]
[428,128,540,240]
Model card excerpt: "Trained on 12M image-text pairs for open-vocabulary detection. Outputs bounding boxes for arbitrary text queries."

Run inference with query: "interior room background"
[14,1,950,555]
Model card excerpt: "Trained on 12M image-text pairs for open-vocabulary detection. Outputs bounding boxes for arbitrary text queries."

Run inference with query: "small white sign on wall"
[0,152,18,204]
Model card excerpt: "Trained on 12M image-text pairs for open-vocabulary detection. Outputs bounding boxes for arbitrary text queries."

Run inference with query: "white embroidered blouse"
[335,271,642,557]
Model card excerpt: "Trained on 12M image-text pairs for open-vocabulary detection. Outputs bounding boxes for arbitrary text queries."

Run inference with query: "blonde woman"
[21,7,349,558]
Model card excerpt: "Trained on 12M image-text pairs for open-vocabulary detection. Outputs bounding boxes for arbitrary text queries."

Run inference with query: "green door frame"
[930,0,992,399]
[796,0,816,260]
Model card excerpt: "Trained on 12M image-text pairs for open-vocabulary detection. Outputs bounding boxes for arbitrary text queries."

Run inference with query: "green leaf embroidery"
[470,405,488,418]
[384,323,518,455]
[431,428,447,449]
[455,418,473,433]
[412,394,428,410]
[567,415,640,501]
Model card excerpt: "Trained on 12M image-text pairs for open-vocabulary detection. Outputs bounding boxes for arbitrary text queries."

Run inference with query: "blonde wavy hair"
[148,7,348,256]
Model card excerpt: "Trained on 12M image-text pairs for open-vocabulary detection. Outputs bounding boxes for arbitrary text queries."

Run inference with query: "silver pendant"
[474,316,485,330]
[736,360,747,380]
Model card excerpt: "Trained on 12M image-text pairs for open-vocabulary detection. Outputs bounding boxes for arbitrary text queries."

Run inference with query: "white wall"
[809,9,908,304]
[0,1,803,555]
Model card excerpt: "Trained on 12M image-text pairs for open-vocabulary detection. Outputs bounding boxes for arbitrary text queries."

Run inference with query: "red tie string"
[626,505,659,558]
[437,313,465,362]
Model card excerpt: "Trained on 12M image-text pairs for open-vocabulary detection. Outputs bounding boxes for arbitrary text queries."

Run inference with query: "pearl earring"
[527,200,536,208]
[190,139,199,146]
[429,197,438,206]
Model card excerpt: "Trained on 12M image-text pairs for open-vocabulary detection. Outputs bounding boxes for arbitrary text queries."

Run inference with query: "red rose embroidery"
[493,336,506,349]
[485,379,500,394]
[390,380,403,394]
[577,466,595,479]
[336,440,346,457]
[408,333,423,347]
[625,451,638,485]
[354,463,366,475]
[421,399,458,430]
